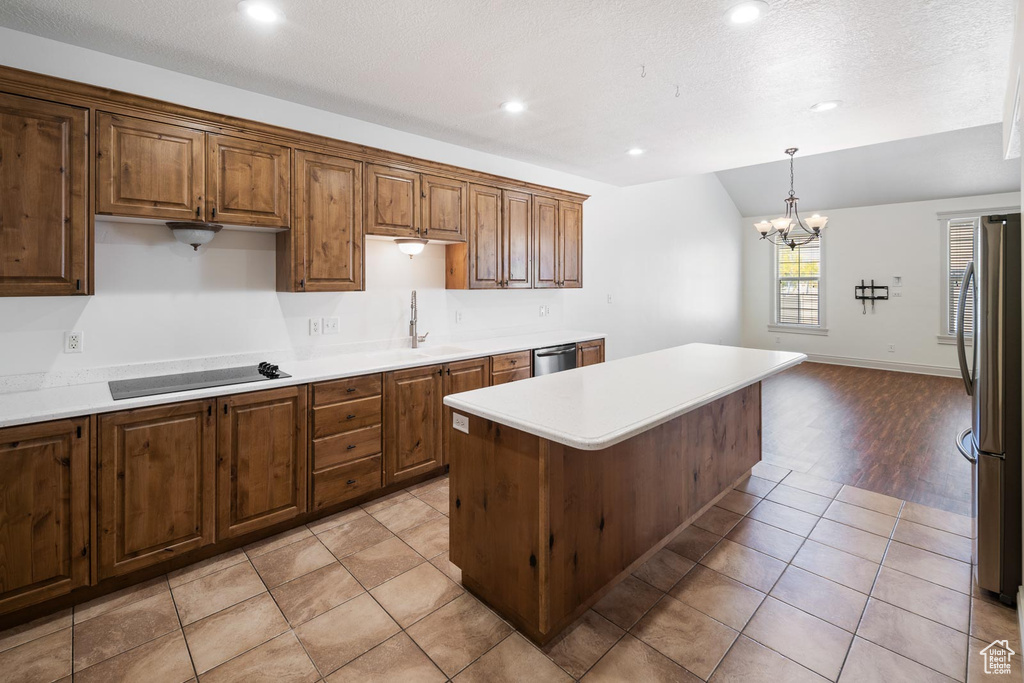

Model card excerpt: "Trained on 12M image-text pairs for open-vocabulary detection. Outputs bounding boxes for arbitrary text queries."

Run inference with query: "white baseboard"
[804,353,961,378]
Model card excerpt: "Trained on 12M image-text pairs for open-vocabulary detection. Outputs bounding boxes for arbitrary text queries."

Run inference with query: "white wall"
[741,192,1021,373]
[0,28,745,378]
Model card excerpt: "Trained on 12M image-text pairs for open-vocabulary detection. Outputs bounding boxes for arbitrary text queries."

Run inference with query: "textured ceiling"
[0,0,1014,185]
[716,124,1022,216]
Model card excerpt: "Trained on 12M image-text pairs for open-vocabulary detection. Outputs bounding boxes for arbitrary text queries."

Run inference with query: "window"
[944,217,976,338]
[771,235,825,332]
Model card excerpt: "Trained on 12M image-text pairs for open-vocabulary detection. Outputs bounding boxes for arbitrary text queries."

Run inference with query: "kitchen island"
[444,343,805,644]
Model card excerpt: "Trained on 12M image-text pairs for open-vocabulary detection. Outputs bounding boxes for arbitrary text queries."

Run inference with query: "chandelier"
[754,148,829,249]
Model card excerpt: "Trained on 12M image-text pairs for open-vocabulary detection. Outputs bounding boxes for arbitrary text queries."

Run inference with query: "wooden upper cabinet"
[279,150,363,292]
[96,112,205,221]
[466,184,503,289]
[207,133,290,228]
[365,164,419,237]
[0,92,88,296]
[577,339,605,367]
[0,418,89,615]
[560,201,583,288]
[97,401,215,579]
[384,365,443,484]
[533,196,559,289]
[217,386,307,539]
[421,174,467,241]
[504,190,533,288]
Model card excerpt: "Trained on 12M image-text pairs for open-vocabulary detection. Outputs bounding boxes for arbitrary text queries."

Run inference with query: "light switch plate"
[453,413,469,434]
[323,317,340,335]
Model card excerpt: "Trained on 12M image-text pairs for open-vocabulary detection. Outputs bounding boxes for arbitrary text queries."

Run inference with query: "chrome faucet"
[410,290,429,348]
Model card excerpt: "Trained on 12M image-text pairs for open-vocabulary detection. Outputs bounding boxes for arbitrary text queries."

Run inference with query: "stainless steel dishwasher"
[533,343,577,375]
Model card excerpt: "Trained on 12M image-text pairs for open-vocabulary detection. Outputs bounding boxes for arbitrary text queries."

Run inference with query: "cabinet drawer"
[314,374,382,405]
[492,367,532,385]
[314,425,382,470]
[491,351,530,373]
[313,455,382,510]
[313,396,381,437]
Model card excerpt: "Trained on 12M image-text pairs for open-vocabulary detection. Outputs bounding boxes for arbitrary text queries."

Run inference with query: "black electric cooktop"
[109,363,291,400]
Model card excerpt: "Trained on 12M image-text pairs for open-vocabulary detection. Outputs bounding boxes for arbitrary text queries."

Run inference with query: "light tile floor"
[1,465,1020,682]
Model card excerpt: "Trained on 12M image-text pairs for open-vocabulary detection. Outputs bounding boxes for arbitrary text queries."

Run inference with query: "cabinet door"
[365,164,419,237]
[282,150,363,292]
[96,112,205,221]
[467,184,503,289]
[0,93,88,296]
[384,365,443,484]
[422,174,467,241]
[442,357,490,465]
[577,339,605,367]
[559,200,583,288]
[533,195,559,289]
[503,190,533,288]
[218,386,308,539]
[98,402,215,579]
[207,133,290,227]
[0,418,89,615]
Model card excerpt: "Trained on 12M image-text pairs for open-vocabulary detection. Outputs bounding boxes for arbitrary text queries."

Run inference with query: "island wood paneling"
[442,357,491,465]
[0,418,90,614]
[449,382,761,644]
[97,402,216,578]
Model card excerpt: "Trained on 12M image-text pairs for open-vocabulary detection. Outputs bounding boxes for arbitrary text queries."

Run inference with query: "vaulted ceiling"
[0,0,1014,185]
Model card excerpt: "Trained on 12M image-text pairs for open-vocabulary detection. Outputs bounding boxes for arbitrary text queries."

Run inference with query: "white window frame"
[768,233,828,336]
[936,206,1018,345]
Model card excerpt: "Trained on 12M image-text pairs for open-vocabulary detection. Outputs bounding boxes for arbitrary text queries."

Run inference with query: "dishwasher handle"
[535,344,577,357]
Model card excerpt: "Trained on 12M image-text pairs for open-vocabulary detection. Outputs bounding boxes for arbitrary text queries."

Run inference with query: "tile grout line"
[164,573,202,683]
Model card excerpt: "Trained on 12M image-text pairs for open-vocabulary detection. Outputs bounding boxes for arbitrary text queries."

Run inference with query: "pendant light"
[753,148,830,250]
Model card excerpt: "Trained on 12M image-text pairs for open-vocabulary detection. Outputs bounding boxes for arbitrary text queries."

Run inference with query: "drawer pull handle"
[346,414,356,419]
[347,444,356,450]
[346,387,356,393]
[347,479,356,485]
[510,359,517,365]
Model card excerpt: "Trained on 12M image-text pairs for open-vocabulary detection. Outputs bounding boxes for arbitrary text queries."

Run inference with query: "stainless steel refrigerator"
[956,213,1022,604]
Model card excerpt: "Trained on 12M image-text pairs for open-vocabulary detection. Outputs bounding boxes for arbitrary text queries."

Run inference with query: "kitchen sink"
[413,345,472,357]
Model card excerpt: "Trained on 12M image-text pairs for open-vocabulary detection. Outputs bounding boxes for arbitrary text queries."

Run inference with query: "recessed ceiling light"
[627,148,645,156]
[810,100,842,112]
[500,101,526,113]
[726,0,769,24]
[237,1,283,23]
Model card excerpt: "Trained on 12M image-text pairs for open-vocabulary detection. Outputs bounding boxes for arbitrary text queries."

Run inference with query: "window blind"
[948,219,974,336]
[776,235,820,326]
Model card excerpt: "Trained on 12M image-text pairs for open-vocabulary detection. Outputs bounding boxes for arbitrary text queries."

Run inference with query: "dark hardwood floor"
[762,362,973,516]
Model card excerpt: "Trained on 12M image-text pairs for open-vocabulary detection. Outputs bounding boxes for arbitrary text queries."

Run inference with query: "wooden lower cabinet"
[442,357,490,464]
[491,350,532,385]
[0,418,90,615]
[97,401,216,579]
[577,339,605,367]
[217,386,308,539]
[384,365,443,484]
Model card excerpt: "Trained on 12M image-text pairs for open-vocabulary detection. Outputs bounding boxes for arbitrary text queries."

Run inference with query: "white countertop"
[0,330,604,429]
[444,343,805,451]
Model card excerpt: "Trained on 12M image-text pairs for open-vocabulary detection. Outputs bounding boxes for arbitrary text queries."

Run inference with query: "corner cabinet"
[0,92,89,296]
[278,150,363,292]
[96,112,206,221]
[384,365,443,484]
[0,418,90,614]
[97,401,216,579]
[535,197,582,289]
[217,386,308,539]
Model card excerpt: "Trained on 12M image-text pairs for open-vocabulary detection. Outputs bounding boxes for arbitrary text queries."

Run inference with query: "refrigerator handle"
[956,261,975,396]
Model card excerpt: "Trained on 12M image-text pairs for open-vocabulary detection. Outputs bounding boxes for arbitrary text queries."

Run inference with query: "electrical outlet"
[64,331,83,353]
[539,305,546,318]
[607,294,612,304]
[453,412,469,434]
[323,317,339,335]
[887,343,896,353]
[309,318,322,336]
[455,310,463,324]
[544,305,550,316]
[775,336,781,344]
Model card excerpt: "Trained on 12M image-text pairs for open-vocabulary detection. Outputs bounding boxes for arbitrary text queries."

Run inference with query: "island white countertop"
[444,343,805,451]
[0,330,604,429]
